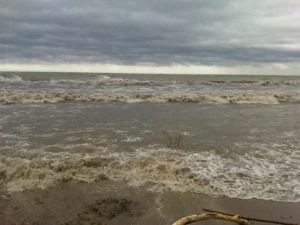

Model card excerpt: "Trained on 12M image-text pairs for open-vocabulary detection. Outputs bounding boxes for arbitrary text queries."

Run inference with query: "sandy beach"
[0,181,299,225]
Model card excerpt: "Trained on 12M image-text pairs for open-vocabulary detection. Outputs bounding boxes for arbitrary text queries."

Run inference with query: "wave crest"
[0,75,23,83]
[1,89,300,105]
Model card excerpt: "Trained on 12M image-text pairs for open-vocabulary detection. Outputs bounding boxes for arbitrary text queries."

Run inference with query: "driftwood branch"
[203,209,299,225]
[172,212,249,225]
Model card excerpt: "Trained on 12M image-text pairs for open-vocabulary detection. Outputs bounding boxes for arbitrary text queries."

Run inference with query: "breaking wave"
[0,75,23,83]
[1,89,300,105]
[0,144,299,202]
[1,73,300,87]
[49,75,155,85]
[0,74,157,85]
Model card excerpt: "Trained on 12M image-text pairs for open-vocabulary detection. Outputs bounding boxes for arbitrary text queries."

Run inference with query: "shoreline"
[0,181,299,225]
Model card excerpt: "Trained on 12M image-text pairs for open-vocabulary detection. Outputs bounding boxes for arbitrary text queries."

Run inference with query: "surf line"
[203,209,299,225]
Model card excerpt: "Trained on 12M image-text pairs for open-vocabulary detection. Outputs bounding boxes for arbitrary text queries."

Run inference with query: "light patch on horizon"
[1,63,299,75]
[0,63,229,74]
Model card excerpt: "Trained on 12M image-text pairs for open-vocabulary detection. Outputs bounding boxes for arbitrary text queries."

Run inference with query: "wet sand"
[0,181,299,225]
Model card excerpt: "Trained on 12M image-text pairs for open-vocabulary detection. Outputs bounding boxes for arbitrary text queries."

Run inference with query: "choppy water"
[0,72,299,202]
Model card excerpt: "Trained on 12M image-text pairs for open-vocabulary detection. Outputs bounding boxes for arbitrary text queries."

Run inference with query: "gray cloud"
[1,0,300,67]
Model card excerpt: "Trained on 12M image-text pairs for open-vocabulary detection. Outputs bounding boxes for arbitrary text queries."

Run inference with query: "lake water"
[0,72,299,202]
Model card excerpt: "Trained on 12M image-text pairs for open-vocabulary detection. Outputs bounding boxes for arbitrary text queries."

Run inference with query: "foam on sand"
[1,144,299,202]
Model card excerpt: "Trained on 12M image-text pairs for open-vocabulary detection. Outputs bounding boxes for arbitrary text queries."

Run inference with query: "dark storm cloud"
[1,0,299,66]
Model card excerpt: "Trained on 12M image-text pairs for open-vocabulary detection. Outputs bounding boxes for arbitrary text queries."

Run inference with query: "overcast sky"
[1,0,300,74]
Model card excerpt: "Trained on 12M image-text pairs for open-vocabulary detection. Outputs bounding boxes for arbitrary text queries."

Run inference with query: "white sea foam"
[0,143,299,202]
[0,132,20,139]
[123,137,143,142]
[1,89,300,105]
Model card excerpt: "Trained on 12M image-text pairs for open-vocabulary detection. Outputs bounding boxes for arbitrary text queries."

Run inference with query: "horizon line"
[1,71,299,76]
